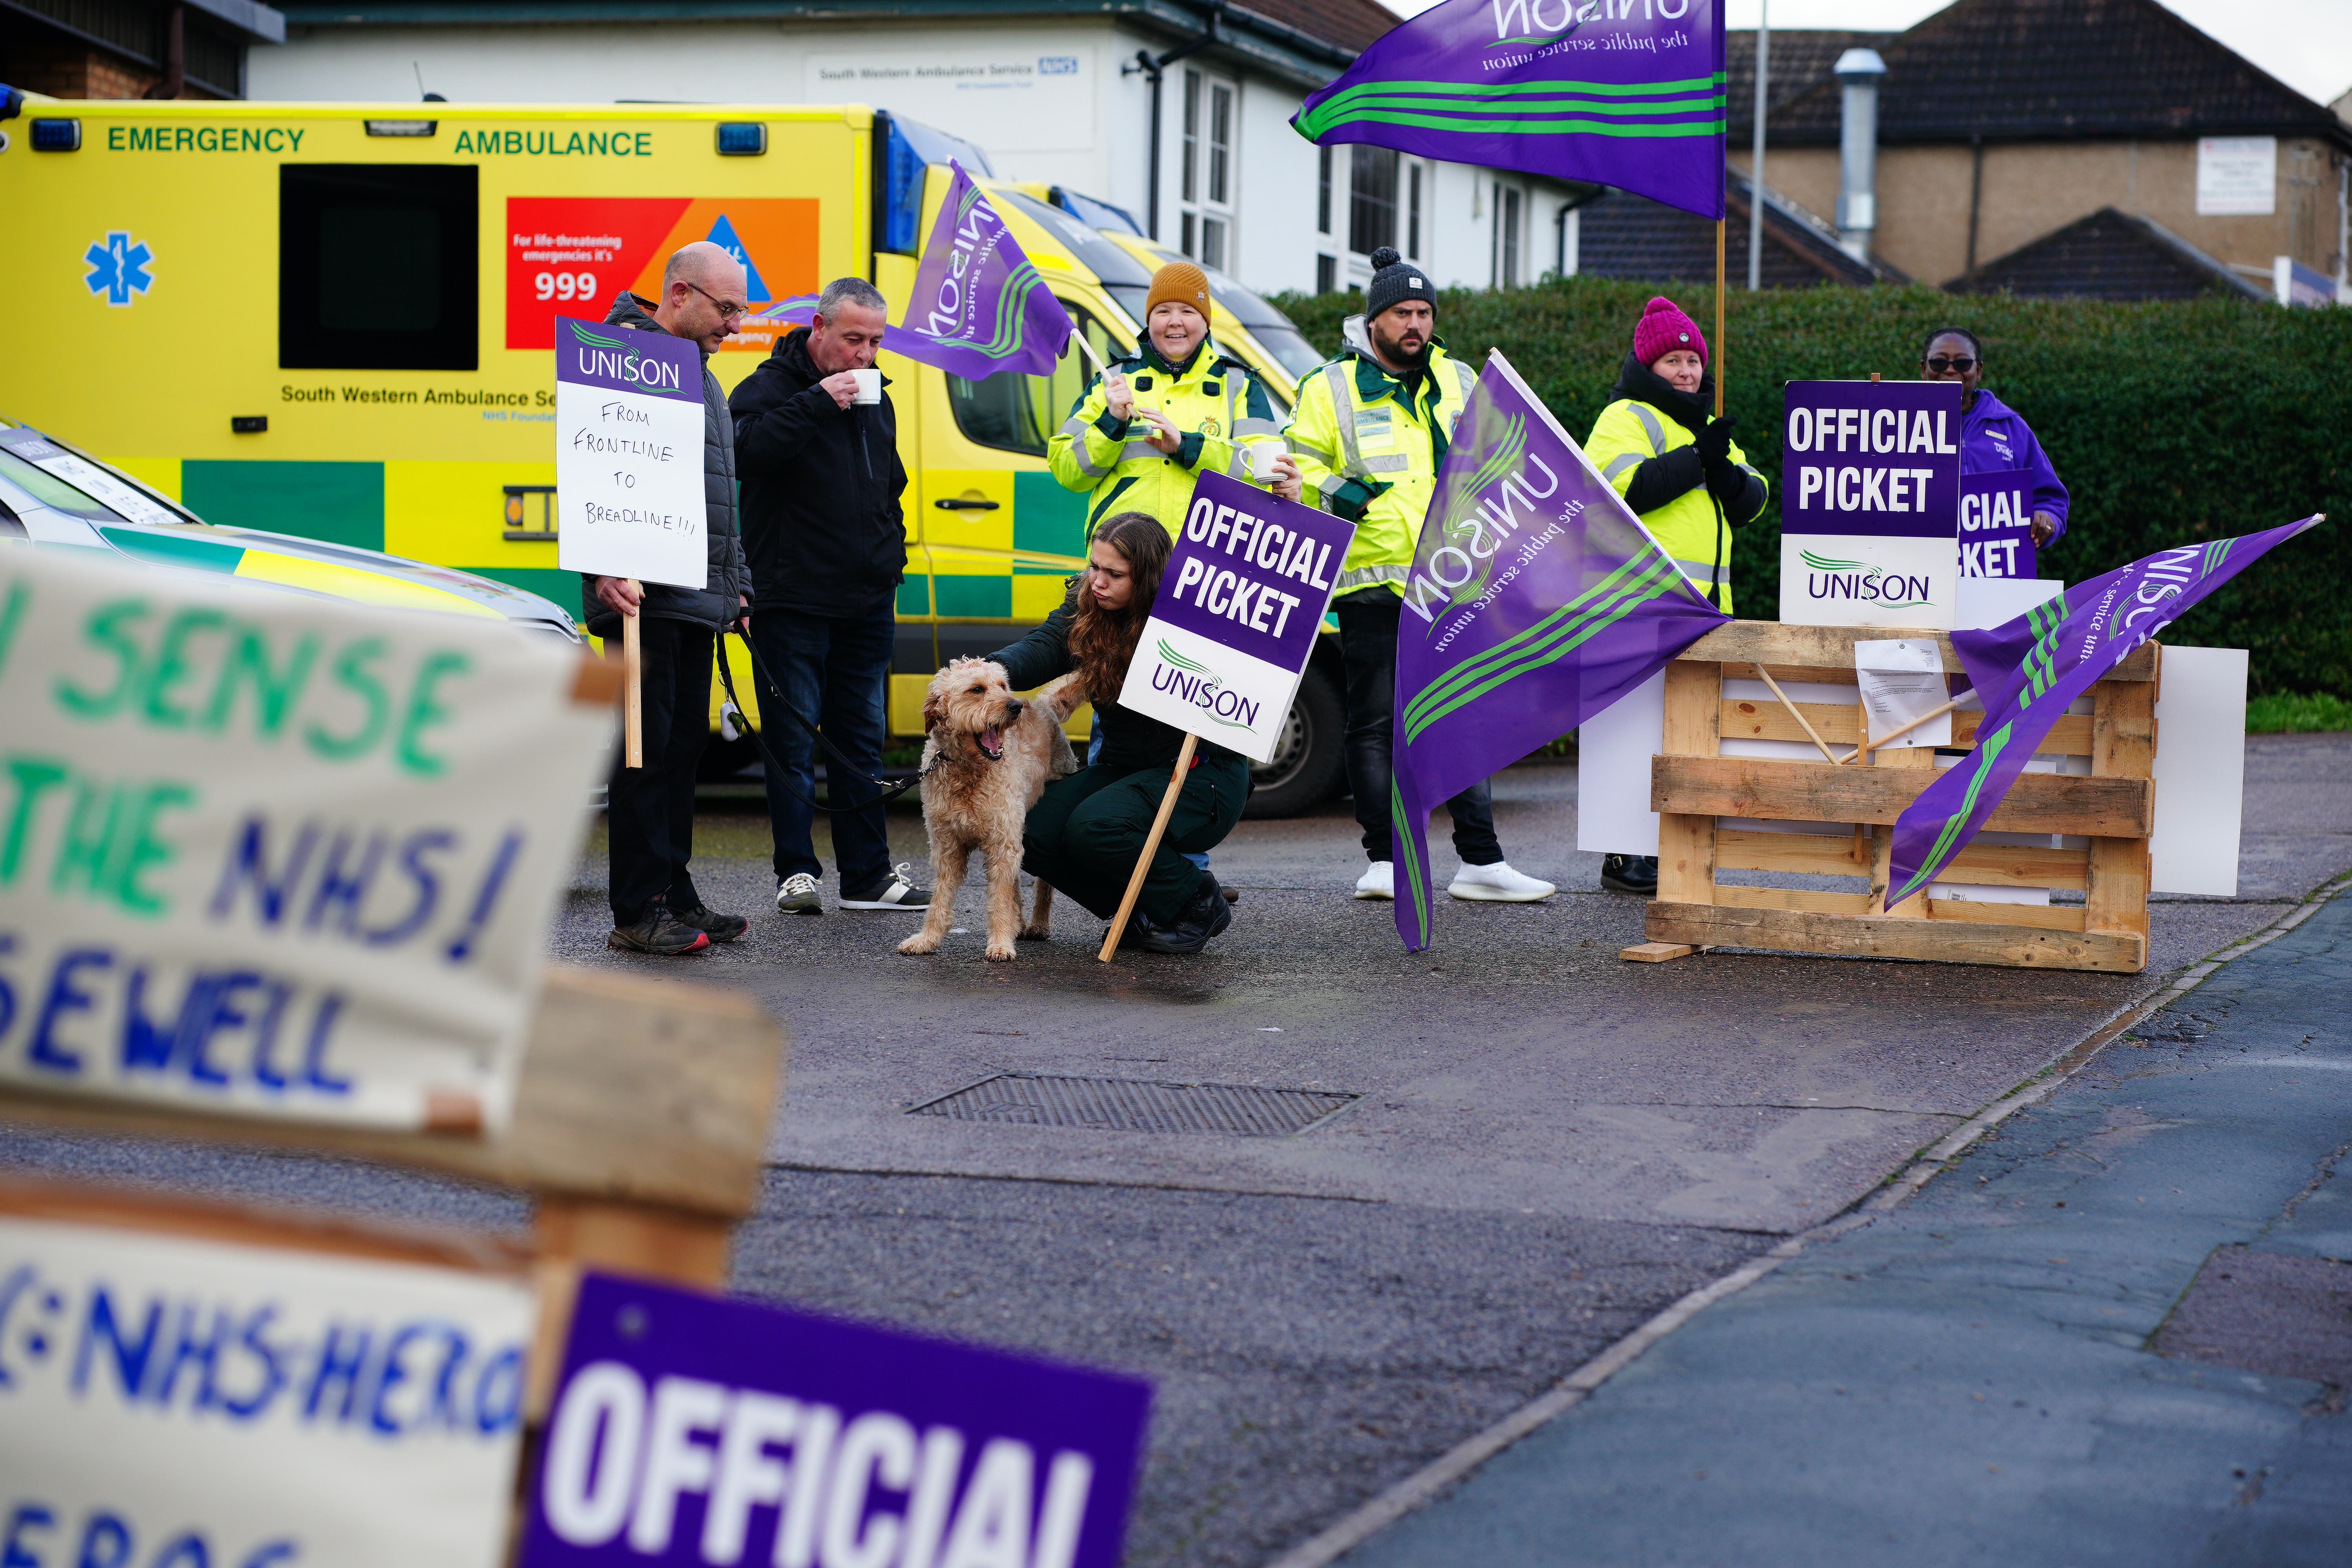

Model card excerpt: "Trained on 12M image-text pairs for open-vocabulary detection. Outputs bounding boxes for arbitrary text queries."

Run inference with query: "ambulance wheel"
[1244,664,1345,818]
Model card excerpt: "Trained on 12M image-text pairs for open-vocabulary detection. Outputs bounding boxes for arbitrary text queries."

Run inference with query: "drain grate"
[909,1073,1357,1136]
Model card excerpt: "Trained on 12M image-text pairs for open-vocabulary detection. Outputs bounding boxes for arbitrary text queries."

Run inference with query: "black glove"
[1692,414,1737,467]
[1706,457,1749,511]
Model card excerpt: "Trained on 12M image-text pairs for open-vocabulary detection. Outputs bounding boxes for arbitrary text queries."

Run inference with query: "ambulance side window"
[945,305,1116,457]
[280,164,479,370]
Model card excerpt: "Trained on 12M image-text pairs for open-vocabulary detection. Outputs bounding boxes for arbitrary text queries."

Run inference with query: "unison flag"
[744,162,1073,378]
[1887,515,2324,906]
[1292,0,1727,221]
[1392,352,1730,952]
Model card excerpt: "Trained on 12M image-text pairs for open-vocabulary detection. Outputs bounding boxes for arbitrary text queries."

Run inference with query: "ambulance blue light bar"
[716,122,766,156]
[31,118,80,152]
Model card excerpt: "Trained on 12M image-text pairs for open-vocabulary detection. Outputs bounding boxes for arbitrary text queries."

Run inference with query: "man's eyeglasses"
[1924,355,1976,374]
[683,279,747,321]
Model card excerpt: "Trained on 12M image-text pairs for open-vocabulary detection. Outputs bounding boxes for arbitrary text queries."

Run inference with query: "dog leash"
[713,626,932,814]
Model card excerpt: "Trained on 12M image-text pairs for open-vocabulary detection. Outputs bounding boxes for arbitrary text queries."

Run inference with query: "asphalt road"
[6,734,2348,1567]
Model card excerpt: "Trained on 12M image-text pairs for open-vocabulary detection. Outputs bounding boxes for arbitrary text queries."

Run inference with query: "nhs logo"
[1038,55,1079,74]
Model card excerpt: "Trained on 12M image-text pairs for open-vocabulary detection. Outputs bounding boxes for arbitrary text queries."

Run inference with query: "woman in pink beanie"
[1584,296,1768,894]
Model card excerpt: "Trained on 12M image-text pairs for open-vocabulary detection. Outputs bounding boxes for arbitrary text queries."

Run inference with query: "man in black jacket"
[730,277,928,916]
[582,241,753,955]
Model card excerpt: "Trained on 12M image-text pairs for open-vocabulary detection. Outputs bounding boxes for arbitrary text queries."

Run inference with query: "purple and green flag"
[1292,0,1727,220]
[745,160,1073,378]
[1887,515,2324,906]
[1392,351,1730,952]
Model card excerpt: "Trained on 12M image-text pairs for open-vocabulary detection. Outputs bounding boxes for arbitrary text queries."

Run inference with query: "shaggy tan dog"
[898,659,1085,961]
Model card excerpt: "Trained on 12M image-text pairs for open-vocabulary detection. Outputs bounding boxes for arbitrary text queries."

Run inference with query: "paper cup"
[851,368,883,405]
[1247,443,1284,481]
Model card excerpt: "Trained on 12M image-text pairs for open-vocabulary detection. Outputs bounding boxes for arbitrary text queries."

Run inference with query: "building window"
[1407,163,1422,260]
[1490,183,1523,288]
[1318,147,1332,235]
[1350,147,1398,257]
[1180,70,1237,273]
[1316,254,1337,294]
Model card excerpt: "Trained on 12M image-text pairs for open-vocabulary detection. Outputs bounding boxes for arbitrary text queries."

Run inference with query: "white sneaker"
[1448,860,1555,902]
[776,872,821,915]
[1353,861,1395,900]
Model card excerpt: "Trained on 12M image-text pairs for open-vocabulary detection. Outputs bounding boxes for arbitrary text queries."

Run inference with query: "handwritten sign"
[0,543,609,1131]
[0,1214,534,1568]
[1778,380,1962,629]
[524,1273,1153,1568]
[554,316,708,590]
[1118,471,1354,764]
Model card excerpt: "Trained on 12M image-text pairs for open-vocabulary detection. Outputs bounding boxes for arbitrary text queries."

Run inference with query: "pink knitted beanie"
[1632,296,1707,370]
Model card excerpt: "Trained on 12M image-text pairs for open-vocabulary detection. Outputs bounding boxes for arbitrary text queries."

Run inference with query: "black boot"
[1600,853,1659,895]
[1129,878,1234,954]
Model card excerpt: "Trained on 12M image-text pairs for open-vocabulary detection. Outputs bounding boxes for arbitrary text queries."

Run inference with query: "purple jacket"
[1961,390,2069,540]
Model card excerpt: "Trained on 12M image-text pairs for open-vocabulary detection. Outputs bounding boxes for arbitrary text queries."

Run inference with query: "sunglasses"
[1924,355,1977,373]
[683,279,747,321]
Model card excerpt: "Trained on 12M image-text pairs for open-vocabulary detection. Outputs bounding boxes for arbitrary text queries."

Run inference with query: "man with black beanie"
[1285,248,1556,906]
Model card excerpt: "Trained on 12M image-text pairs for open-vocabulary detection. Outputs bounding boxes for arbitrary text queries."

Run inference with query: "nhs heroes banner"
[0,545,610,1131]
[1121,471,1355,765]
[1779,381,1962,629]
[1960,473,2038,579]
[0,1215,535,1568]
[555,316,710,590]
[524,1273,1153,1568]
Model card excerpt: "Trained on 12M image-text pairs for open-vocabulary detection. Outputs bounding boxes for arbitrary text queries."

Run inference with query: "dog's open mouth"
[976,724,1005,761]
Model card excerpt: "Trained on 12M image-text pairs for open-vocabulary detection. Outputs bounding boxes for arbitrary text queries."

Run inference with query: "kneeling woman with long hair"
[985,511,1244,953]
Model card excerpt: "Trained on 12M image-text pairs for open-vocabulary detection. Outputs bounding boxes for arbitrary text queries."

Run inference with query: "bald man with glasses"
[584,241,754,955]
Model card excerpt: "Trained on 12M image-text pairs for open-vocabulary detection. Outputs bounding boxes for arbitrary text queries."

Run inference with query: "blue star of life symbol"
[84,231,155,306]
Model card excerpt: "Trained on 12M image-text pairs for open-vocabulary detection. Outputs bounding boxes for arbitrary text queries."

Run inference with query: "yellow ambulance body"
[0,92,1347,810]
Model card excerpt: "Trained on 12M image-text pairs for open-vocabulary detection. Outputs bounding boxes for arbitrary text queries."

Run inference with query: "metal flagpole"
[1714,219,1726,419]
[1749,0,1769,290]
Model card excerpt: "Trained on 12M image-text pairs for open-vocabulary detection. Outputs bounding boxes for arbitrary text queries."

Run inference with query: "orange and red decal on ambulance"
[504,197,820,351]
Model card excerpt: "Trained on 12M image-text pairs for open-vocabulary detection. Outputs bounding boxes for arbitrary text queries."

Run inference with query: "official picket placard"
[0,1214,535,1568]
[1779,380,1963,628]
[0,544,610,1131]
[554,315,708,590]
[523,1272,1153,1568]
[1958,472,2038,579]
[1119,471,1354,765]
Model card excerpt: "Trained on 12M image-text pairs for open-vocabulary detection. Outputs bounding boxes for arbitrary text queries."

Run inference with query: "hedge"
[1268,279,2352,697]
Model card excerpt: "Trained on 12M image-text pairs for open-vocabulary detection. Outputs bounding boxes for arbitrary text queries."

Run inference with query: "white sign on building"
[804,45,1097,154]
[2196,136,2277,216]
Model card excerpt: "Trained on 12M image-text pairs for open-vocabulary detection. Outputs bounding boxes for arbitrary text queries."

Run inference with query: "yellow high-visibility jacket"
[1585,396,1767,613]
[1283,325,1478,599]
[1047,334,1284,537]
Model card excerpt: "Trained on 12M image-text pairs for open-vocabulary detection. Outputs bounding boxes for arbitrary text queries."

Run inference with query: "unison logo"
[566,320,684,390]
[1798,548,1932,610]
[1149,640,1259,731]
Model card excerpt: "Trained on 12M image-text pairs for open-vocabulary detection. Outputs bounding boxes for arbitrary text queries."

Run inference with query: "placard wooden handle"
[622,580,644,770]
[1099,733,1198,961]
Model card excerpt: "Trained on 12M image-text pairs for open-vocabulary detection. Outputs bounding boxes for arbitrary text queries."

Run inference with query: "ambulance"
[0,89,1346,815]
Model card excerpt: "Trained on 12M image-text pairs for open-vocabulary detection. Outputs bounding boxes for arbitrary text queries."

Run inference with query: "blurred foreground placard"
[0,545,609,1131]
[0,1212,535,1568]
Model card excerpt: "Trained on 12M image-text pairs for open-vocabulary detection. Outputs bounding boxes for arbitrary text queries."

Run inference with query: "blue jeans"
[751,608,895,891]
[1089,712,1209,873]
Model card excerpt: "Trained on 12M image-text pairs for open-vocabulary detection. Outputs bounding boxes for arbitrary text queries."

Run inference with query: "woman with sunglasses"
[1920,327,2068,549]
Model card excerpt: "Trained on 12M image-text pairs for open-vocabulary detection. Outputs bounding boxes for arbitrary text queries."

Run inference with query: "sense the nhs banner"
[1778,380,1962,628]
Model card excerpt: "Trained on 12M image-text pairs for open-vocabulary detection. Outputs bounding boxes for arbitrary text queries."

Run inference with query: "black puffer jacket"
[729,326,909,617]
[579,292,750,638]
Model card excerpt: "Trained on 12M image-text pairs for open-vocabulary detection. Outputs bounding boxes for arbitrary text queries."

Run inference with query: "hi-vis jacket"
[1586,396,1766,614]
[1047,333,1283,536]
[1283,319,1477,599]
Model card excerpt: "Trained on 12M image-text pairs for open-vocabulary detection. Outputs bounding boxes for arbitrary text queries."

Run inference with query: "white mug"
[1247,442,1285,482]
[850,368,883,405]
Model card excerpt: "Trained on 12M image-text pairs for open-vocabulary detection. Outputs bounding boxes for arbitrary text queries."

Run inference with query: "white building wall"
[250,18,1579,302]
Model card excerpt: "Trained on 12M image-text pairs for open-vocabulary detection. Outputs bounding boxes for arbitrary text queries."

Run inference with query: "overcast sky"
[1375,0,2352,108]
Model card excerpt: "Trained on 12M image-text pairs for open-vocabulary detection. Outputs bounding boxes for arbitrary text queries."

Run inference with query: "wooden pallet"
[1632,621,2158,973]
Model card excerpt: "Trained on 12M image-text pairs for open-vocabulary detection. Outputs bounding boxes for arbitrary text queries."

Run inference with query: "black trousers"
[1334,587,1502,867]
[606,617,714,925]
[1023,753,1246,925]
